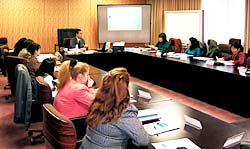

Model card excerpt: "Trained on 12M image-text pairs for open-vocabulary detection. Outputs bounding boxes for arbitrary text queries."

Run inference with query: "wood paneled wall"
[0,0,146,53]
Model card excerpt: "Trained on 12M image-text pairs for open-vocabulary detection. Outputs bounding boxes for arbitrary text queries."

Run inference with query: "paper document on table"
[143,120,179,135]
[83,50,96,54]
[193,57,214,61]
[137,109,160,122]
[37,54,56,62]
[216,59,235,65]
[152,138,201,149]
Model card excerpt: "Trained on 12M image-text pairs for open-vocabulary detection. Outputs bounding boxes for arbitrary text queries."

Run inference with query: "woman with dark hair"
[25,42,41,80]
[13,37,27,56]
[223,42,245,66]
[36,58,56,90]
[149,33,170,52]
[18,39,34,58]
[185,37,202,57]
[80,67,149,149]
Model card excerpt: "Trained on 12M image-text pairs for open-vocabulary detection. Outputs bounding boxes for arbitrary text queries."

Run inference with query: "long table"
[89,69,245,149]
[66,49,250,117]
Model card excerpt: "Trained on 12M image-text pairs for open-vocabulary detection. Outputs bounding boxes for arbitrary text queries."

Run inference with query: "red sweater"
[53,79,97,118]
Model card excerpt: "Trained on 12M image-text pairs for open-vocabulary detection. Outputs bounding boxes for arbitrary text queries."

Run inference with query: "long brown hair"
[86,67,130,128]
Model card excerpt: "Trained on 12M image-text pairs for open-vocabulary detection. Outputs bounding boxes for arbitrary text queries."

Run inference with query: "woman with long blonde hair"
[53,59,97,118]
[80,67,149,149]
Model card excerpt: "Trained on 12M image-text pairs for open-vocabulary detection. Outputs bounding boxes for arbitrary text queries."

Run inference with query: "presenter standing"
[70,28,88,51]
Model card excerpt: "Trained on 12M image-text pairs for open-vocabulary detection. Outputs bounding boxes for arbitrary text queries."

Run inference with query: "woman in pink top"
[54,59,97,118]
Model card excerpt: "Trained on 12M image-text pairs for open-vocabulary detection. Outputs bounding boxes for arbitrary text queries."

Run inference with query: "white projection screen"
[165,10,204,44]
[98,4,151,44]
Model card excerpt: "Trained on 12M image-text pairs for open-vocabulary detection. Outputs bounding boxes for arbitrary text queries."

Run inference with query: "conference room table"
[88,68,245,149]
[65,48,250,118]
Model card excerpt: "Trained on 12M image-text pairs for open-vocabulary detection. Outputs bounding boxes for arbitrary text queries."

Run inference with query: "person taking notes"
[149,33,170,53]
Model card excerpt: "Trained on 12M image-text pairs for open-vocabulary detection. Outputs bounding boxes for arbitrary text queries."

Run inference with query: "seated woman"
[25,42,41,80]
[80,67,149,149]
[36,58,56,90]
[53,59,97,118]
[18,39,34,58]
[206,39,221,59]
[185,37,202,57]
[223,42,245,66]
[13,37,27,56]
[149,33,170,52]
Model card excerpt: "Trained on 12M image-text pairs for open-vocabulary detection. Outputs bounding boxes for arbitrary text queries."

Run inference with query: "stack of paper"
[152,138,201,149]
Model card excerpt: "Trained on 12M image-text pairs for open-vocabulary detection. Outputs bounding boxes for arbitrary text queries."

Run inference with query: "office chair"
[36,76,87,148]
[27,76,55,145]
[0,37,10,76]
[169,38,182,53]
[229,38,241,45]
[14,64,45,145]
[63,38,72,49]
[4,56,27,100]
[43,103,77,149]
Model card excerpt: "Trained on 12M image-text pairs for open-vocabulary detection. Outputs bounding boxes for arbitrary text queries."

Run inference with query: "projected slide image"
[108,7,142,31]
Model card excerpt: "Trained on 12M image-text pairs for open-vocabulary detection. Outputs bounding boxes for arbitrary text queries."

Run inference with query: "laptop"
[95,42,110,52]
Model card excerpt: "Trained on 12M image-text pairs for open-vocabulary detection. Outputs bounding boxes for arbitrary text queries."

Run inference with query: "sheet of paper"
[193,57,214,61]
[37,54,56,62]
[137,109,158,118]
[143,120,179,136]
[152,138,201,149]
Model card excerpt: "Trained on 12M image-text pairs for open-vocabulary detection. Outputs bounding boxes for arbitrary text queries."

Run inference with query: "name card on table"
[137,89,152,99]
[184,115,202,130]
[223,132,245,148]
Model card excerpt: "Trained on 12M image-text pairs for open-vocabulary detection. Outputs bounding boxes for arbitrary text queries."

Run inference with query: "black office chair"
[63,38,72,49]
[4,56,27,100]
[27,76,54,145]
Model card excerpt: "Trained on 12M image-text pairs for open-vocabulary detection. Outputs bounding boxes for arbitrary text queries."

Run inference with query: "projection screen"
[97,4,151,44]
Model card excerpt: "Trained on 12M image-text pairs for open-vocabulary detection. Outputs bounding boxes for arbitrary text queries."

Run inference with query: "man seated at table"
[70,28,88,52]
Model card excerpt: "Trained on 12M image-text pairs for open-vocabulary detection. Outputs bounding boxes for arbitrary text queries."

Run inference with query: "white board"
[164,10,204,44]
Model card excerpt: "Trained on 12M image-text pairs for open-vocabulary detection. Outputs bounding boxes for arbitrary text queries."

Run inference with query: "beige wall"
[0,0,146,53]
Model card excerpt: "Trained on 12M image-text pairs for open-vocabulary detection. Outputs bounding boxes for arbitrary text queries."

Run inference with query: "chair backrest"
[63,38,72,49]
[5,56,27,96]
[169,38,182,53]
[43,103,77,149]
[199,41,207,56]
[36,76,53,104]
[229,38,241,45]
